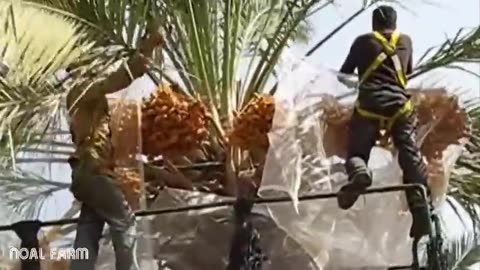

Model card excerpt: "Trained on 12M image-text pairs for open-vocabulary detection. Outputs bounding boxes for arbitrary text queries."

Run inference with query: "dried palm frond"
[320,88,469,160]
[409,88,469,160]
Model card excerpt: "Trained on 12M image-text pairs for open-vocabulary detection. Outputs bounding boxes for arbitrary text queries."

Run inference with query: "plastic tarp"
[62,188,480,270]
[0,185,478,269]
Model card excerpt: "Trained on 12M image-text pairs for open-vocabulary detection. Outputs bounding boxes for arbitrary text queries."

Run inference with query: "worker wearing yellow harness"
[336,5,431,239]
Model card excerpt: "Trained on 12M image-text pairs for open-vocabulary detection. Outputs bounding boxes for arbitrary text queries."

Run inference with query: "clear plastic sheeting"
[52,188,319,270]
[26,188,477,270]
[105,78,158,269]
[259,50,470,268]
[0,183,478,269]
[262,156,416,268]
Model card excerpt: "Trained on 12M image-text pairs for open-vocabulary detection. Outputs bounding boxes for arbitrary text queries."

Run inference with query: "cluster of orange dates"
[229,94,275,151]
[140,85,210,158]
[107,86,469,204]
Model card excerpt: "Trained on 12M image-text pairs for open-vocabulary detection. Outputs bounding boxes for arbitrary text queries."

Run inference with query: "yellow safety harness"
[354,30,414,139]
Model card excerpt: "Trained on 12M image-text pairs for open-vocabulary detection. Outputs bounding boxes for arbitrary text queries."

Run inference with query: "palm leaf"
[155,0,329,128]
[24,0,155,47]
[0,1,97,166]
[450,102,480,218]
[0,167,69,219]
[411,27,480,80]
[454,246,480,270]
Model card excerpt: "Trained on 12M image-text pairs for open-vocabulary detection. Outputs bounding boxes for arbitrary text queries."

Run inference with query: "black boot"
[406,187,432,238]
[409,205,432,238]
[337,161,372,210]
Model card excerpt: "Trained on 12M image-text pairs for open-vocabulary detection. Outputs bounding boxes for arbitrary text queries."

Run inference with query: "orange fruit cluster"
[410,88,469,160]
[229,94,275,151]
[317,89,469,160]
[318,96,352,158]
[114,167,142,210]
[141,85,209,158]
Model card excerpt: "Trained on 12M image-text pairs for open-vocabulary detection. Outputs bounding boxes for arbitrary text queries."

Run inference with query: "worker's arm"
[406,36,413,75]
[66,23,163,109]
[338,38,359,88]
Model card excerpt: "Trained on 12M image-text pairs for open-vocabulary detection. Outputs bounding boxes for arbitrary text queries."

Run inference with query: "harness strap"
[354,99,414,131]
[355,30,413,138]
[358,30,407,88]
[359,53,388,87]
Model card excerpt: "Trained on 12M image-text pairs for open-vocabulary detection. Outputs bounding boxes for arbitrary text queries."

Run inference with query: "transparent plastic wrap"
[259,51,472,268]
[2,193,477,270]
[14,188,318,270]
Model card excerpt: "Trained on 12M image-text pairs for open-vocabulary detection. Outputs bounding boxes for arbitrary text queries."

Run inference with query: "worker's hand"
[0,61,9,77]
[338,76,357,89]
[145,19,164,47]
[138,18,164,57]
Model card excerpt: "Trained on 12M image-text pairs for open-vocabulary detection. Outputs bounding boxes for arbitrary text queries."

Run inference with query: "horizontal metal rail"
[0,183,427,231]
[0,183,429,270]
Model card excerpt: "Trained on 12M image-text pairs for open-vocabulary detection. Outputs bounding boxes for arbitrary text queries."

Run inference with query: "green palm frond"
[154,0,328,129]
[449,102,480,221]
[454,246,480,270]
[0,167,69,219]
[0,1,96,165]
[24,0,156,48]
[411,26,480,80]
[0,1,95,84]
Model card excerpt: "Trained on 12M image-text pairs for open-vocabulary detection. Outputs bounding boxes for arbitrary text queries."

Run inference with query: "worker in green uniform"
[336,5,431,239]
[67,25,163,270]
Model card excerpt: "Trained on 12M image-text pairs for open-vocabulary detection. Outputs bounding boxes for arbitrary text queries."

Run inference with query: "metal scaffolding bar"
[0,183,431,270]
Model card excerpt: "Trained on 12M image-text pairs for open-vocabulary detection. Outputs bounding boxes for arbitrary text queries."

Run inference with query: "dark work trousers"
[345,110,429,212]
[69,161,137,270]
